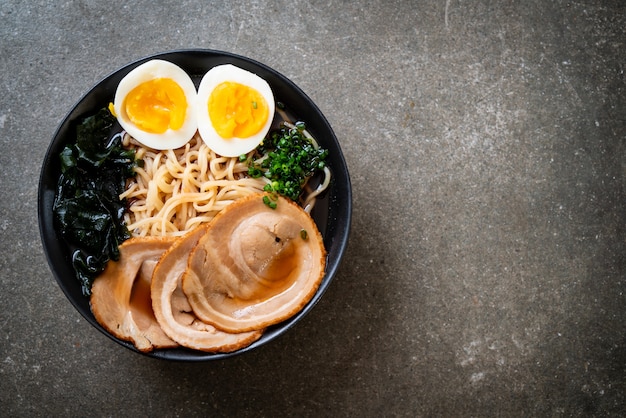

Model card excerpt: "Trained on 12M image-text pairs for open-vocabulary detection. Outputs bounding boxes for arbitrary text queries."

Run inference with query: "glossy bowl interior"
[38,49,352,361]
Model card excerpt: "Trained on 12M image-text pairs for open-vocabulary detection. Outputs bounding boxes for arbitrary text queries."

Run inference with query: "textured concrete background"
[1,0,624,416]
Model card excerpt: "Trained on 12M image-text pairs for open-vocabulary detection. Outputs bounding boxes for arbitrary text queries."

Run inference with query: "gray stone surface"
[1,0,624,416]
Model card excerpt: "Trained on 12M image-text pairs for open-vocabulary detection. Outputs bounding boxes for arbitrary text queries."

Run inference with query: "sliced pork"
[182,193,326,333]
[90,236,179,352]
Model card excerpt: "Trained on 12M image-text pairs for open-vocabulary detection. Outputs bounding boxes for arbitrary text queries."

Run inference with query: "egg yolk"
[124,78,187,134]
[208,82,269,139]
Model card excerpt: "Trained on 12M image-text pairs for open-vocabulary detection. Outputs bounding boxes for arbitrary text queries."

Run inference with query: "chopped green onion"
[248,122,328,202]
[262,195,277,209]
[300,229,308,240]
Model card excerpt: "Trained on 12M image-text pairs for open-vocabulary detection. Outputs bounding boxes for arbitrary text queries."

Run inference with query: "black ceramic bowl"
[38,49,351,361]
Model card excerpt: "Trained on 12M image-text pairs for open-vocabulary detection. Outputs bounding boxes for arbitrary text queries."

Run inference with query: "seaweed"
[53,108,139,296]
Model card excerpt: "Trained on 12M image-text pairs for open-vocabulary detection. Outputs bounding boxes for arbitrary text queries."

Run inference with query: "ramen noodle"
[120,133,268,237]
[120,127,331,238]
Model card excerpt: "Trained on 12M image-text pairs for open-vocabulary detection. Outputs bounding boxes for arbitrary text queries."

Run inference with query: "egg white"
[113,59,197,150]
[196,64,275,157]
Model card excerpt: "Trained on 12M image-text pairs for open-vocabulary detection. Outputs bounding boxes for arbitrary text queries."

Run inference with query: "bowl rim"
[37,48,352,361]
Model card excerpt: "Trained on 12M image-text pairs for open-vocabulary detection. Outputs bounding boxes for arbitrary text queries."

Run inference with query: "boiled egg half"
[196,64,275,157]
[111,59,197,150]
